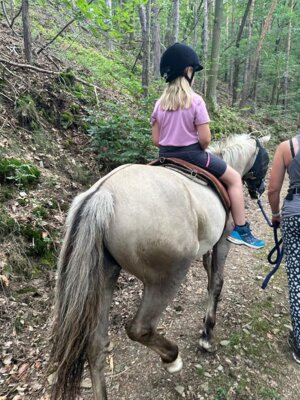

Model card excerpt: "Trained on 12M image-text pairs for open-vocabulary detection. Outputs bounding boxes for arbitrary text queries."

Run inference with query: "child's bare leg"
[219,166,245,226]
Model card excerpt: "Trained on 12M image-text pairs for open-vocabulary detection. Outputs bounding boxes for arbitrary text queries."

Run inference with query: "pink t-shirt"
[151,93,210,146]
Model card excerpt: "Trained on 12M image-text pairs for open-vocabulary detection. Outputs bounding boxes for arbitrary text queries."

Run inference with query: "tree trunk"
[170,0,180,44]
[239,0,277,107]
[232,0,253,106]
[240,0,255,106]
[139,4,150,96]
[207,0,223,112]
[152,2,161,79]
[192,2,197,49]
[228,0,236,92]
[22,0,32,64]
[106,0,113,50]
[202,0,209,95]
[283,0,293,109]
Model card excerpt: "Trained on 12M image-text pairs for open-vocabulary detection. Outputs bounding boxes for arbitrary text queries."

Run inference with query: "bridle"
[243,139,270,199]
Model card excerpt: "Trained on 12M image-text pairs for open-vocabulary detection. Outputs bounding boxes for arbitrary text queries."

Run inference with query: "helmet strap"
[184,70,195,86]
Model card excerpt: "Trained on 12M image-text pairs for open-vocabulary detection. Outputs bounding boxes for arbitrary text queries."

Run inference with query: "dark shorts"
[159,142,227,178]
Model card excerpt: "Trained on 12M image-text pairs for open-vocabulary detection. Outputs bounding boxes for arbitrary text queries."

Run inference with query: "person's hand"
[271,215,281,227]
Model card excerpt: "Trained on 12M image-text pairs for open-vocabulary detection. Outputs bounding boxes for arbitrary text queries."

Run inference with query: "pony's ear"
[258,134,271,144]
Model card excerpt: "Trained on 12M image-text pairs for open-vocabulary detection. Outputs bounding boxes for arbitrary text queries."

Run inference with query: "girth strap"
[149,157,231,214]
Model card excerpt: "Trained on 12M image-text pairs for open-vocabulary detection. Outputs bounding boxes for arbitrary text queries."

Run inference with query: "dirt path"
[1,186,299,400]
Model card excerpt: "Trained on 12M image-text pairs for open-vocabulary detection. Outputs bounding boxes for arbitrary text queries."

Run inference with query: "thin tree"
[240,0,255,106]
[240,0,278,106]
[22,0,33,64]
[170,0,180,44]
[139,4,150,96]
[152,1,161,79]
[283,0,294,109]
[206,0,223,111]
[106,0,114,50]
[202,0,209,96]
[231,0,253,106]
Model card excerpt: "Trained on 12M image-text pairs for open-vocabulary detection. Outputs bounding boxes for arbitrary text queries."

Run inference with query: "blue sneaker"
[227,222,265,249]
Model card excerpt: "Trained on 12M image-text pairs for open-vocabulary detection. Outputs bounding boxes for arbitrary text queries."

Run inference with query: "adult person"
[151,42,264,249]
[268,133,300,364]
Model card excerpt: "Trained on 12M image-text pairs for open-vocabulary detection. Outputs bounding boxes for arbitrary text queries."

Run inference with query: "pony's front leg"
[199,234,230,351]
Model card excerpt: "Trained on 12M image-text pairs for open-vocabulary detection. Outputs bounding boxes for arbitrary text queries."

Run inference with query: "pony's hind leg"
[88,249,121,400]
[199,235,230,352]
[126,263,190,373]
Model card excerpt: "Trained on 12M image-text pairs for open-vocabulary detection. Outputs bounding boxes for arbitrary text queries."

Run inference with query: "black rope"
[257,197,284,289]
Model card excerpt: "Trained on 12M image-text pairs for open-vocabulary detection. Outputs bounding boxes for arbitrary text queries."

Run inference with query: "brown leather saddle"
[149,157,231,214]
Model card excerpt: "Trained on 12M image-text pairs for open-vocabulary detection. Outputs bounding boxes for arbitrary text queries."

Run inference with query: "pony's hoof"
[199,337,214,352]
[162,354,183,373]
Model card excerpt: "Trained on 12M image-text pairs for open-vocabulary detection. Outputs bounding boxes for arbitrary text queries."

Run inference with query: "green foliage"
[20,223,54,257]
[214,387,228,400]
[259,387,282,400]
[87,106,156,169]
[32,206,49,219]
[210,107,248,139]
[0,159,41,186]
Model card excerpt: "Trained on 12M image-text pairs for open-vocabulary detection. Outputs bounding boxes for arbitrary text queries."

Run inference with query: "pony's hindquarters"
[49,187,115,400]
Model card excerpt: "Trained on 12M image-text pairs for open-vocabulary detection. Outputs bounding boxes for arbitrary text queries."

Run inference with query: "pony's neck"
[210,134,257,176]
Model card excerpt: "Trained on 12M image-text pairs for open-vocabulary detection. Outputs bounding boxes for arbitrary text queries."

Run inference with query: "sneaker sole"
[293,352,300,364]
[226,236,264,249]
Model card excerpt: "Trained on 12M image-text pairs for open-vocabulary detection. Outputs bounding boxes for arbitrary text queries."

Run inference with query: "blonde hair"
[160,75,194,111]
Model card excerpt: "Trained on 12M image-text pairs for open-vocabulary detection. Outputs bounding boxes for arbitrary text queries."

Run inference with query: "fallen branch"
[0,57,101,90]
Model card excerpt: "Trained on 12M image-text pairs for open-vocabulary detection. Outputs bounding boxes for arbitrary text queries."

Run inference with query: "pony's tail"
[48,187,114,400]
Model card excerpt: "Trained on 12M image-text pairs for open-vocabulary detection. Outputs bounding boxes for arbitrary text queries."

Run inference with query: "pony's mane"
[209,133,255,165]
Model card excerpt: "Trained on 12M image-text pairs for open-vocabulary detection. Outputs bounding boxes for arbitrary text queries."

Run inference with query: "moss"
[57,70,76,87]
[0,186,15,202]
[0,211,18,239]
[32,206,49,219]
[60,111,75,129]
[16,95,39,128]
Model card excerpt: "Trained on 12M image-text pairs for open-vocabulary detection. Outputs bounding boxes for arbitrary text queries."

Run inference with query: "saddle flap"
[149,157,231,213]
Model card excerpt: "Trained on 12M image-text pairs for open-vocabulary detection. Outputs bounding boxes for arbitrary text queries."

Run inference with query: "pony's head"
[243,135,270,199]
[210,134,270,199]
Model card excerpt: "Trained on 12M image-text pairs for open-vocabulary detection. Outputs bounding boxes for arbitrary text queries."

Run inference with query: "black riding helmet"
[160,43,203,83]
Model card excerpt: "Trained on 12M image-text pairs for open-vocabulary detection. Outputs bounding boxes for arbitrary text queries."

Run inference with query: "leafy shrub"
[87,110,157,169]
[20,223,54,257]
[0,159,41,185]
[210,107,248,139]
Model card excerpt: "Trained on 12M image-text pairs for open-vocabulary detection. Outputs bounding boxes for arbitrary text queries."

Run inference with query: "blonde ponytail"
[160,76,194,111]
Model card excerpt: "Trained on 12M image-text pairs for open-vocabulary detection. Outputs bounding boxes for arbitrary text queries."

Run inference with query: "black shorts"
[159,142,227,179]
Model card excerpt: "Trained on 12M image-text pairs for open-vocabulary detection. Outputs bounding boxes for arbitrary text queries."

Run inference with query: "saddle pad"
[149,157,231,214]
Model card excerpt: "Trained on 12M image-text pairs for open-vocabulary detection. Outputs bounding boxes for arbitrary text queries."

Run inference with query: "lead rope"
[257,196,284,289]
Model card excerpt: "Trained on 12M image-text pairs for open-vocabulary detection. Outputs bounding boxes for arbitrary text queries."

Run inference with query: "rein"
[257,197,284,289]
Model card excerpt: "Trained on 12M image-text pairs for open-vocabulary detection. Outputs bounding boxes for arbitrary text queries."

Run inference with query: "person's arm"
[268,142,287,223]
[152,121,160,147]
[196,123,211,150]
